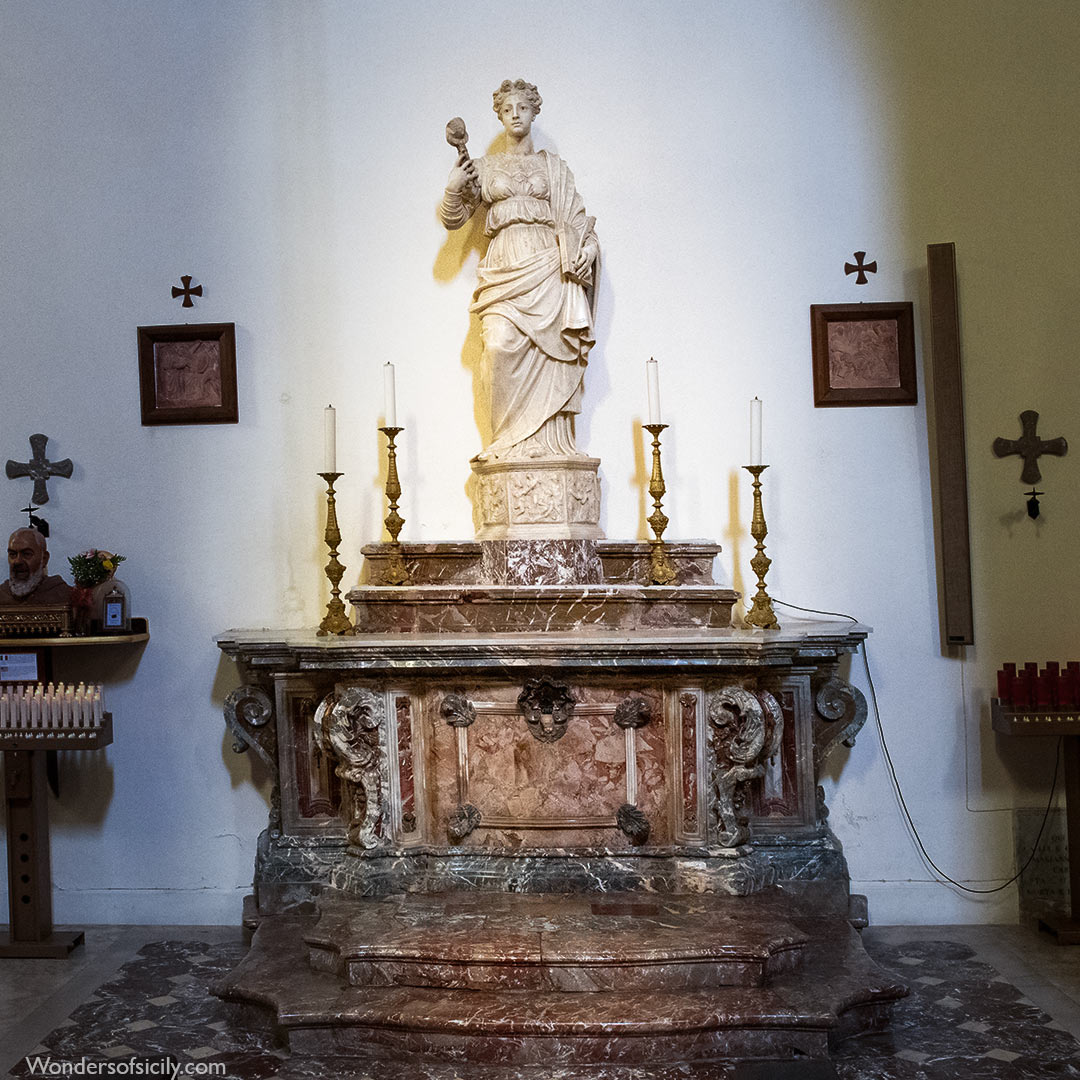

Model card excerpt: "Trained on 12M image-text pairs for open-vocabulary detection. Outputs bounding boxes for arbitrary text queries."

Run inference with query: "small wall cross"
[844,251,877,285]
[171,275,202,307]
[5,434,74,505]
[993,410,1067,484]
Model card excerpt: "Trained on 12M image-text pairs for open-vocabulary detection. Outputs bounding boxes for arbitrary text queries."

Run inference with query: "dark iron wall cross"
[5,434,73,504]
[172,275,202,307]
[844,251,877,285]
[993,410,1068,484]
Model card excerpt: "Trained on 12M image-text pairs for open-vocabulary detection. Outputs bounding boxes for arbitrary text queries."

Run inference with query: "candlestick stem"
[317,472,356,635]
[743,465,780,629]
[644,423,677,585]
[379,426,411,585]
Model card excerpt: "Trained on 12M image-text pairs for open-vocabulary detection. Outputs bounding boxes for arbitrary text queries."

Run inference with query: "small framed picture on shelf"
[137,322,238,425]
[810,302,917,407]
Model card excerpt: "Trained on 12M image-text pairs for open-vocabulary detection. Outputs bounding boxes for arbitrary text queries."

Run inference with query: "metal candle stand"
[316,472,356,636]
[379,426,412,586]
[643,424,677,586]
[743,464,780,630]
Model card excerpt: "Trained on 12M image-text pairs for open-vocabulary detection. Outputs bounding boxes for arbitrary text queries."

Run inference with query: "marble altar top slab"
[216,619,870,675]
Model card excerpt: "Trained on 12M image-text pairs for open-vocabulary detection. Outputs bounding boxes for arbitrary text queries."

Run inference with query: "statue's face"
[8,529,46,584]
[498,94,535,138]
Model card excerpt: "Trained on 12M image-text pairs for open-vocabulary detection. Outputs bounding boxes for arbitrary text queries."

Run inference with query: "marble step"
[215,899,908,1066]
[305,893,808,991]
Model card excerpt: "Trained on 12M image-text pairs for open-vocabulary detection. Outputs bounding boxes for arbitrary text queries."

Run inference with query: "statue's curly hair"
[492,78,542,116]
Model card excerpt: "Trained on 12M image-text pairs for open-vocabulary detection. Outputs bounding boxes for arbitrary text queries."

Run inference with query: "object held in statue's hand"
[445,117,470,160]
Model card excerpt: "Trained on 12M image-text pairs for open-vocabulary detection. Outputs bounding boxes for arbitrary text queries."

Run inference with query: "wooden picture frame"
[138,322,238,425]
[810,302,916,407]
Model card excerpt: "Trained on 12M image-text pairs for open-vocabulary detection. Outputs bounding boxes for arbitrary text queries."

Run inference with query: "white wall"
[1,0,1075,924]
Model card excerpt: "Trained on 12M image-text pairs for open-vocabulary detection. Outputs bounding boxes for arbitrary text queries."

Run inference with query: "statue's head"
[492,78,542,125]
[7,527,48,598]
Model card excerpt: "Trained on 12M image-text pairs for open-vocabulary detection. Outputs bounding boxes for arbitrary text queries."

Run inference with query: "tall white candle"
[384,363,397,427]
[750,397,762,466]
[646,358,661,424]
[324,405,337,472]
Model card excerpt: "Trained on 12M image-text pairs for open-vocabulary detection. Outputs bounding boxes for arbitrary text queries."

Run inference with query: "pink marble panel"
[750,690,798,819]
[395,695,416,834]
[680,692,698,835]
[292,693,342,819]
[425,684,669,848]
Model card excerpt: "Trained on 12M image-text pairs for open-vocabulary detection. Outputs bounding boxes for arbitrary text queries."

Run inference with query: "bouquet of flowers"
[68,549,126,589]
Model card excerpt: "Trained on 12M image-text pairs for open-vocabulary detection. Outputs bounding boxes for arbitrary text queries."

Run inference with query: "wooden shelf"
[0,617,149,649]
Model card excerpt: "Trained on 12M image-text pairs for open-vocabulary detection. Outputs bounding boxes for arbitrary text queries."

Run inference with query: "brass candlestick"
[317,472,356,636]
[379,426,411,586]
[743,464,780,629]
[644,423,677,585]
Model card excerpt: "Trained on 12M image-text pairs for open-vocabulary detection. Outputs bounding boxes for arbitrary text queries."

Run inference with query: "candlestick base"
[316,472,357,636]
[644,424,678,586]
[743,465,779,630]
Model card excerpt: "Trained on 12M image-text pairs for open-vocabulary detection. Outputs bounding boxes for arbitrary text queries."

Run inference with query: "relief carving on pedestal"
[477,476,509,525]
[518,678,576,743]
[567,471,600,524]
[313,687,386,850]
[509,471,562,523]
[708,686,784,849]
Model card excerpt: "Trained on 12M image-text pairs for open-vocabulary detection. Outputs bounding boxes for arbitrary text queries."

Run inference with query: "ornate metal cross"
[844,251,877,285]
[171,275,202,307]
[5,434,73,505]
[993,410,1068,484]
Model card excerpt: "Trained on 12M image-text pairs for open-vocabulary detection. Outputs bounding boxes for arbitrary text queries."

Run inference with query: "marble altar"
[214,541,904,1067]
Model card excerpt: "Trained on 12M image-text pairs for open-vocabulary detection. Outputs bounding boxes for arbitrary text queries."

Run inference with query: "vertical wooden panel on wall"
[927,242,974,646]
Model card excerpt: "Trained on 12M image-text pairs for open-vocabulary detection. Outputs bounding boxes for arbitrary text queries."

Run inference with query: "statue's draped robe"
[447,151,596,460]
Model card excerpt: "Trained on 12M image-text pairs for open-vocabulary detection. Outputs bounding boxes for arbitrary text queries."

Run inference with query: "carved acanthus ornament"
[440,693,477,728]
[314,688,386,850]
[616,802,650,845]
[518,678,577,743]
[708,686,784,849]
[448,803,482,842]
[614,696,651,730]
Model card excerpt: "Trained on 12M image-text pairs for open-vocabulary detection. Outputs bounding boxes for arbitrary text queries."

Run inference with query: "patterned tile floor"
[2,923,1080,1078]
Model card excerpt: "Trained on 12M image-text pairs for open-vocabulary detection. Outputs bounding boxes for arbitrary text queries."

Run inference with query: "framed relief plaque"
[810,302,916,407]
[137,322,238,425]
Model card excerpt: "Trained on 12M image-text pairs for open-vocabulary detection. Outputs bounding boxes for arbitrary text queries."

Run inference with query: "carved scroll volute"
[313,688,386,850]
[812,675,868,777]
[224,685,276,771]
[708,686,784,850]
[224,683,281,837]
[518,678,576,743]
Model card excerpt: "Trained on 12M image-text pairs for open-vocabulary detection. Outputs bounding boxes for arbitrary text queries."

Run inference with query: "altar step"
[215,891,907,1066]
[306,892,808,991]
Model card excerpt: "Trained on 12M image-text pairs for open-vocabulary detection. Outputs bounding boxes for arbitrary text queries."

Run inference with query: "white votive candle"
[646,358,661,424]
[324,405,337,472]
[750,397,762,466]
[384,363,397,427]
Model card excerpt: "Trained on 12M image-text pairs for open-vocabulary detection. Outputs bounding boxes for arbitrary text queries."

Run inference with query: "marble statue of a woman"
[440,79,598,463]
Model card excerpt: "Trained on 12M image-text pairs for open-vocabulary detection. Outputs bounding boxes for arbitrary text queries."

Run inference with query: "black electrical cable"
[771,597,1062,894]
